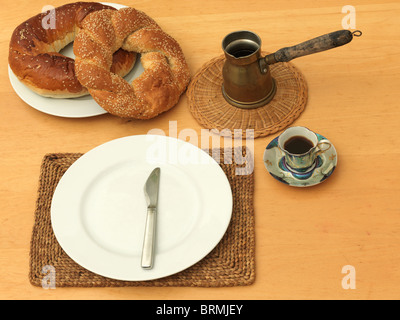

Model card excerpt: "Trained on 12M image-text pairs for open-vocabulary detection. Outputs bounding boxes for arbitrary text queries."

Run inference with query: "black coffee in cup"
[284,136,314,154]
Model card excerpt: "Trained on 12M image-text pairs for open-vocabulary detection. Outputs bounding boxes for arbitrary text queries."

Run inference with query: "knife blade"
[141,167,161,269]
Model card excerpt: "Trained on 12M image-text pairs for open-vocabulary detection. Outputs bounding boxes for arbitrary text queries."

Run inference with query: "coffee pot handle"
[263,30,362,65]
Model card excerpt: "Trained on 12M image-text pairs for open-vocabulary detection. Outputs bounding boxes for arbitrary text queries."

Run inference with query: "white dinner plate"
[8,3,143,118]
[51,135,233,281]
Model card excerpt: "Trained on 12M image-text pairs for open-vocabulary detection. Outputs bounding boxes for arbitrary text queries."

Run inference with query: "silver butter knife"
[141,167,161,269]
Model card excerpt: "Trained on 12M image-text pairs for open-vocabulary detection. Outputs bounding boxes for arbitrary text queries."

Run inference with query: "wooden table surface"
[1,0,399,300]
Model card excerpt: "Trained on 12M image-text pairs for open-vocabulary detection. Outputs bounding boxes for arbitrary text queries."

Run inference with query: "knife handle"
[141,207,157,269]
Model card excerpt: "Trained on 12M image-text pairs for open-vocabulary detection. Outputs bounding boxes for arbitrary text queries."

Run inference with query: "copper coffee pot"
[222,29,362,109]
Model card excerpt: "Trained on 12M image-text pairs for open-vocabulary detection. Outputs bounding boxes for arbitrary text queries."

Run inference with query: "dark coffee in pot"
[231,49,256,58]
[225,39,259,58]
[284,136,314,154]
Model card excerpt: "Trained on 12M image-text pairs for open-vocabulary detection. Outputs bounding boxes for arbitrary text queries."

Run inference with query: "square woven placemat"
[29,148,255,287]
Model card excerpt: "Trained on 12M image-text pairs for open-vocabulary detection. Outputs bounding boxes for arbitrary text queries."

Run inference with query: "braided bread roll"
[74,7,191,119]
[8,2,137,98]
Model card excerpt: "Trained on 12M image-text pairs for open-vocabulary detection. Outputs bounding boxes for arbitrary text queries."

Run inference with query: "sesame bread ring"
[73,7,191,119]
[8,2,137,98]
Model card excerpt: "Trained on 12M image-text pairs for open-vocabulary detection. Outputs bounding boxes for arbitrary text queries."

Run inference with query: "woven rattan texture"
[29,149,255,287]
[187,53,308,138]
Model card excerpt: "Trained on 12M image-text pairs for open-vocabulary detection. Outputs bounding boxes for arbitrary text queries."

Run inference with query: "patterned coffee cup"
[278,126,331,172]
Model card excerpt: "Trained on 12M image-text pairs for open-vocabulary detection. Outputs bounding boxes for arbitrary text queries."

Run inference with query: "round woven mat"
[187,53,308,138]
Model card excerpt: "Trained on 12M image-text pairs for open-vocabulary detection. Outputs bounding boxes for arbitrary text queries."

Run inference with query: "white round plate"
[8,3,143,118]
[51,135,233,281]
